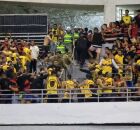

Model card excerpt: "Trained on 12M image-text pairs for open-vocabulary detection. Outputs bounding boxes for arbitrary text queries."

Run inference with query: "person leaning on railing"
[61,74,77,103]
[79,75,96,102]
[45,70,61,103]
[114,74,127,101]
[101,72,114,102]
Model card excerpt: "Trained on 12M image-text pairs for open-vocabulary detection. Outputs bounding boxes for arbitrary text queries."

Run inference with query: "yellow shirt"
[63,91,70,99]
[2,64,16,73]
[46,76,58,94]
[52,35,58,43]
[6,57,11,62]
[52,28,58,42]
[101,59,112,74]
[12,53,18,64]
[136,60,140,65]
[122,16,132,25]
[80,80,94,98]
[23,47,31,62]
[19,56,27,70]
[2,64,9,71]
[104,77,113,93]
[115,54,124,65]
[95,64,101,73]
[65,80,75,89]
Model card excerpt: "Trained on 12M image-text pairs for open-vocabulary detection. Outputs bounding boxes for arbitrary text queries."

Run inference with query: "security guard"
[57,43,66,54]
[73,26,79,60]
[73,26,79,41]
[64,27,73,52]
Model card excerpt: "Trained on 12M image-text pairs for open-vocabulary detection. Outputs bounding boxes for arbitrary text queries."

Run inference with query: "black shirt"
[92,32,104,47]
[134,15,140,28]
[76,37,89,50]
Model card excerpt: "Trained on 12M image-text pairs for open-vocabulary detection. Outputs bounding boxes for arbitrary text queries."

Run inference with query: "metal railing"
[0,87,140,104]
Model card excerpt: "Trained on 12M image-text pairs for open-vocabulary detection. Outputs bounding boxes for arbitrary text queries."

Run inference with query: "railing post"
[41,89,44,103]
[126,88,129,102]
[97,90,99,103]
[69,89,71,103]
[27,33,29,42]
[13,92,16,104]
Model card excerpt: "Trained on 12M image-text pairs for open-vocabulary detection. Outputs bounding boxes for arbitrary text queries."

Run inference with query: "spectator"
[134,10,140,28]
[52,24,59,44]
[45,71,61,103]
[76,33,89,68]
[128,20,139,43]
[43,34,51,57]
[92,27,104,60]
[64,27,73,52]
[121,9,132,26]
[30,40,39,73]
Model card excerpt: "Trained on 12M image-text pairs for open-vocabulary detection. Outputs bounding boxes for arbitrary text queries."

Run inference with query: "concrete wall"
[0,2,104,29]
[2,0,140,5]
[0,102,140,125]
[1,0,140,24]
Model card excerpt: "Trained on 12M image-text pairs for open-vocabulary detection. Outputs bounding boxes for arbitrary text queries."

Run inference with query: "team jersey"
[103,77,113,93]
[2,64,9,71]
[136,59,140,65]
[115,54,124,65]
[63,91,70,99]
[23,47,31,62]
[65,80,75,89]
[80,80,94,98]
[12,53,18,64]
[122,16,132,25]
[101,59,112,74]
[96,78,103,95]
[6,57,11,62]
[19,56,27,70]
[52,29,58,42]
[46,75,58,94]
[2,64,16,73]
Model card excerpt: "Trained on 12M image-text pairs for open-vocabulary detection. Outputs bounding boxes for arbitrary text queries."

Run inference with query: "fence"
[0,87,140,104]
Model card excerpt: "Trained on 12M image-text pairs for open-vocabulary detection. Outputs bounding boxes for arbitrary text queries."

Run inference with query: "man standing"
[64,27,73,52]
[92,27,104,61]
[52,24,59,44]
[76,33,89,68]
[122,10,132,26]
[134,10,140,28]
[30,40,39,73]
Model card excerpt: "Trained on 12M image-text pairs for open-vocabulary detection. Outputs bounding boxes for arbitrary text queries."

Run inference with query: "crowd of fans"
[0,9,140,104]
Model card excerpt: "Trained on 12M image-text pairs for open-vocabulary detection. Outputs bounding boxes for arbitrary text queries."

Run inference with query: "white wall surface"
[2,0,140,5]
[1,0,105,5]
[0,102,140,125]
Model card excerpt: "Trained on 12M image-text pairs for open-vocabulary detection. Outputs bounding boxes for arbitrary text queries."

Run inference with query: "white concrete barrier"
[0,102,140,125]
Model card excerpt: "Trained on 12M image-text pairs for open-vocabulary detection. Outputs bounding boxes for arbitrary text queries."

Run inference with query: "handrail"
[0,87,140,103]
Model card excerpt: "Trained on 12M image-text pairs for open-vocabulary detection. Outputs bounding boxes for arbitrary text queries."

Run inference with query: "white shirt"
[30,45,39,60]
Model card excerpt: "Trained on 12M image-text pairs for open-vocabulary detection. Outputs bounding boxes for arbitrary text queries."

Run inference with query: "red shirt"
[131,24,138,38]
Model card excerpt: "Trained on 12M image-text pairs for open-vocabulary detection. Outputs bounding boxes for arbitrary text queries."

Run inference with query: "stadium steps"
[0,33,46,54]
